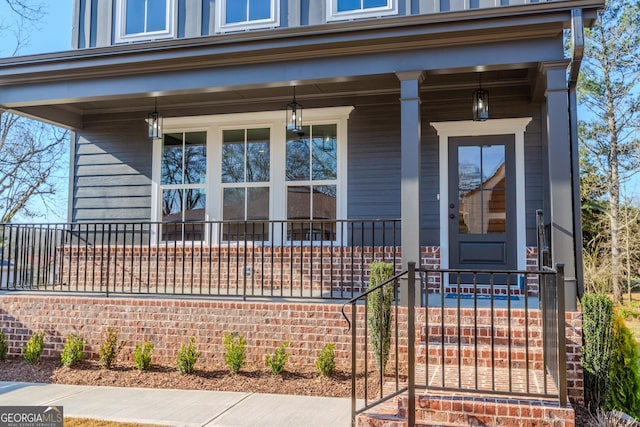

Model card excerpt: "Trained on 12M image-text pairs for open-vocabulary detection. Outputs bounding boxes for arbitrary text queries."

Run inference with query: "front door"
[448,135,516,278]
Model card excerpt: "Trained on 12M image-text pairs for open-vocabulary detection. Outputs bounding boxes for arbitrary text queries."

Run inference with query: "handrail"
[345,263,568,426]
[340,269,408,330]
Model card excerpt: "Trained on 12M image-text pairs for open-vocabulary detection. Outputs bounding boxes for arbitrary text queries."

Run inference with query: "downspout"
[568,8,585,299]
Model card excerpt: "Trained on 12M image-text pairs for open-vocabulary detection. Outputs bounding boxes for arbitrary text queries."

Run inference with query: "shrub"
[60,334,86,367]
[582,292,614,413]
[0,330,8,361]
[315,343,335,376]
[23,331,45,365]
[589,409,639,427]
[608,311,640,418]
[176,337,200,374]
[133,341,153,371]
[99,327,126,369]
[367,261,395,374]
[265,341,290,375]
[223,332,246,374]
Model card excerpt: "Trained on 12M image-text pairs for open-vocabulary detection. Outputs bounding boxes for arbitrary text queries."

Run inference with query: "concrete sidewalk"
[0,382,352,427]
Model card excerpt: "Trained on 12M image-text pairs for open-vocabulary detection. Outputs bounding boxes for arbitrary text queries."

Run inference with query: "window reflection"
[458,144,506,234]
[221,128,270,241]
[285,124,338,241]
[160,131,207,241]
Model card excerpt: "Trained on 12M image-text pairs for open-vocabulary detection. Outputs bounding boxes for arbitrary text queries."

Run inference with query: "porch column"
[543,61,578,311]
[397,71,424,301]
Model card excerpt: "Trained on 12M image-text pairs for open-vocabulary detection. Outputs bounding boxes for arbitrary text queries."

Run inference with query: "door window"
[457,144,506,234]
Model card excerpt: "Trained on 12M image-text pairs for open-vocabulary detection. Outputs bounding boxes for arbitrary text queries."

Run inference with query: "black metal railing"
[341,265,415,427]
[0,219,399,300]
[344,263,568,426]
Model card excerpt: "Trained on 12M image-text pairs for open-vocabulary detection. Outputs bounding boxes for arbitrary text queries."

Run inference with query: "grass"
[65,418,166,427]
[619,292,640,349]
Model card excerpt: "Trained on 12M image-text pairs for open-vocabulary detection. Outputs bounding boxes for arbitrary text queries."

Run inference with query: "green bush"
[60,334,85,367]
[133,341,153,371]
[608,311,640,418]
[367,261,395,374]
[265,341,290,375]
[99,327,127,369]
[582,292,614,412]
[0,330,8,361]
[23,331,45,365]
[223,332,246,374]
[315,343,335,376]
[176,337,200,374]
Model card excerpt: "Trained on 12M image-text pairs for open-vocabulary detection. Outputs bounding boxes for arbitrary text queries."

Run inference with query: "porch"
[0,219,544,300]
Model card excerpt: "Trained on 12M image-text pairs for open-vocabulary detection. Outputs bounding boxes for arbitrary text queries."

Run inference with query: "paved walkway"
[0,382,352,427]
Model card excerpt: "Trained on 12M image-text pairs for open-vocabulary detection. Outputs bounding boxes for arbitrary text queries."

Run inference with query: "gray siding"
[73,0,557,49]
[71,96,546,247]
[73,120,152,222]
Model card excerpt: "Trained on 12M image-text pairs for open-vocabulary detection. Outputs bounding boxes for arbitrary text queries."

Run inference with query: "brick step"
[421,334,543,347]
[357,392,574,427]
[417,343,544,368]
[402,393,574,427]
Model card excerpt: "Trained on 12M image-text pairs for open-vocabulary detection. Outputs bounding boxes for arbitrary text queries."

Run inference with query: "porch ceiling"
[0,0,601,129]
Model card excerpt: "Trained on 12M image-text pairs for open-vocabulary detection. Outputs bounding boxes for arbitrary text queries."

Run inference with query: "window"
[216,0,280,33]
[115,0,176,43]
[327,0,398,21]
[286,125,338,241]
[221,128,271,241]
[155,107,353,244]
[160,131,206,241]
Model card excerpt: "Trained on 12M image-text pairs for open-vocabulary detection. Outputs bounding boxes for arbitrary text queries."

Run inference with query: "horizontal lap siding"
[73,121,152,222]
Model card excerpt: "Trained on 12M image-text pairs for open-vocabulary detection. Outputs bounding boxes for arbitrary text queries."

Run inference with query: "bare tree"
[0,0,69,223]
[578,0,640,303]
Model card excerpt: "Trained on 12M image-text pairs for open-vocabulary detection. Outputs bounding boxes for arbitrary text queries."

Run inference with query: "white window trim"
[431,118,532,273]
[215,0,280,33]
[115,0,176,43]
[326,0,398,22]
[153,107,354,245]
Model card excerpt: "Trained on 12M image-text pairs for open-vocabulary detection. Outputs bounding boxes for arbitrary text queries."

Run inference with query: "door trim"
[431,118,532,271]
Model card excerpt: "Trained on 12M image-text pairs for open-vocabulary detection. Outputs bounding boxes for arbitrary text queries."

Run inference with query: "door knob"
[449,214,455,219]
[449,204,455,209]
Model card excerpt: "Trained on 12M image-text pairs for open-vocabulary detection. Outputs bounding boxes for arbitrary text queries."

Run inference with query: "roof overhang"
[0,0,602,129]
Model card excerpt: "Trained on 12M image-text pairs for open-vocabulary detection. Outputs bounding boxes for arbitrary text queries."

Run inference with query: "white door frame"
[431,118,532,271]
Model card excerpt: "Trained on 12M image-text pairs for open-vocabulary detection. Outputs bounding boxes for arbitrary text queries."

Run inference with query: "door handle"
[449,214,455,219]
[449,203,455,209]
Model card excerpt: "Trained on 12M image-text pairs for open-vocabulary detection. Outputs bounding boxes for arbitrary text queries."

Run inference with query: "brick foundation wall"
[0,294,582,402]
[58,245,402,295]
[56,245,539,296]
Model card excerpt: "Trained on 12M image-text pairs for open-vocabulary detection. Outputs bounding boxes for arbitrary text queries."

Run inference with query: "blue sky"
[0,0,73,57]
[1,1,74,222]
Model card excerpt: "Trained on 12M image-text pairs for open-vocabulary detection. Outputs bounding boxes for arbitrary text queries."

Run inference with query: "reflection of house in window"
[286,186,337,241]
[459,162,506,234]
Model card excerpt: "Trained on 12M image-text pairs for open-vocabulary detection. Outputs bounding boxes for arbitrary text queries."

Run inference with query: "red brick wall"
[0,295,582,402]
[58,245,401,295]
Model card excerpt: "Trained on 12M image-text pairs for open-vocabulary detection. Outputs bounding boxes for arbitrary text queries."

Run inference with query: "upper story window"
[327,0,398,21]
[216,0,280,33]
[115,0,176,43]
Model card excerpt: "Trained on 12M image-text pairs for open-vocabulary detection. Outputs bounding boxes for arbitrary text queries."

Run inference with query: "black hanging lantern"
[286,86,303,132]
[472,75,489,122]
[148,98,163,140]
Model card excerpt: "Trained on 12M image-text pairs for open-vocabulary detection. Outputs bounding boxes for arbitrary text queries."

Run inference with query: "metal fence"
[343,263,567,427]
[0,219,400,300]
